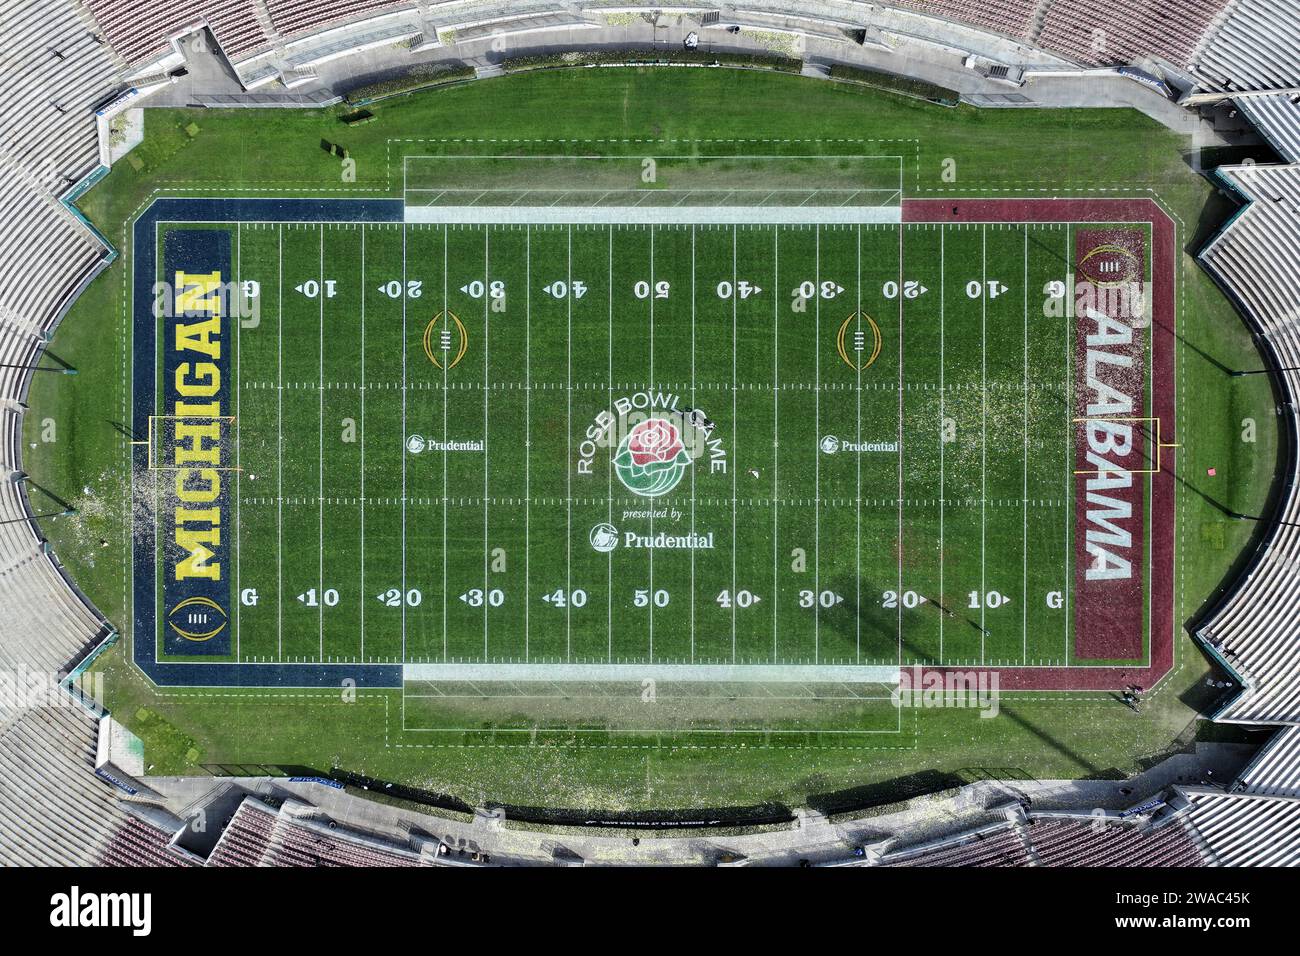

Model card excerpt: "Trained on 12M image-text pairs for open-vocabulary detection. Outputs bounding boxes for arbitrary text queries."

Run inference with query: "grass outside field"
[25,69,1282,810]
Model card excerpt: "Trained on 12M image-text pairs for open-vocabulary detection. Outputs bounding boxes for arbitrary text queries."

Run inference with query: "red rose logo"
[613,416,694,497]
[626,418,684,466]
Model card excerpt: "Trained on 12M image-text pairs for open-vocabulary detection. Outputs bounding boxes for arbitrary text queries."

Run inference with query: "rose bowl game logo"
[613,417,693,497]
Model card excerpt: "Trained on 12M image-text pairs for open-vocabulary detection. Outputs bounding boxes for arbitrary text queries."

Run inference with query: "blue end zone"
[160,228,233,656]
[131,198,404,689]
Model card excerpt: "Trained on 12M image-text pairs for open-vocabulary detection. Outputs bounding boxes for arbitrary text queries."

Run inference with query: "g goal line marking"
[144,414,239,471]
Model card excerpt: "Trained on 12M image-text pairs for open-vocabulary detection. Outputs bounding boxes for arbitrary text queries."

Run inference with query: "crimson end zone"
[903,198,1176,692]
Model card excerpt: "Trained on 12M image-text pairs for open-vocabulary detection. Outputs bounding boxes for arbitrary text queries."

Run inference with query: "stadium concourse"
[5,0,1300,867]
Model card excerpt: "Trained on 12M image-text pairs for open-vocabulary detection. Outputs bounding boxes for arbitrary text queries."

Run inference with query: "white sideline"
[403,663,901,683]
[404,206,903,225]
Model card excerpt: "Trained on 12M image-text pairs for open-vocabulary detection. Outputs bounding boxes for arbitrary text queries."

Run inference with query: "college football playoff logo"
[613,417,693,497]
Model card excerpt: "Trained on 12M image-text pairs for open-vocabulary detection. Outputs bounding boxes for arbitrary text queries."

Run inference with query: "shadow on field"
[995,703,1113,778]
[108,419,144,442]
[805,769,965,816]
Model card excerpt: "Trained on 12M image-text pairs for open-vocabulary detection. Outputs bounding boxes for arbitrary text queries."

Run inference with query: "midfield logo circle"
[612,417,693,497]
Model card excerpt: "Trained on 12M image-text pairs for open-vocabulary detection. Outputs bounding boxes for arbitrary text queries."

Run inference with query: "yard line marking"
[525,226,531,661]
[690,224,697,663]
[1022,226,1029,663]
[814,225,820,664]
[980,223,987,661]
[402,225,410,661]
[732,224,738,663]
[938,225,945,664]
[360,227,366,662]
[896,223,904,676]
[318,225,325,661]
[609,225,615,662]
[1063,224,1073,663]
[483,226,490,660]
[772,227,779,662]
[277,223,284,660]
[442,225,449,662]
[235,224,242,663]
[856,223,862,663]
[650,225,656,661]
[566,224,573,661]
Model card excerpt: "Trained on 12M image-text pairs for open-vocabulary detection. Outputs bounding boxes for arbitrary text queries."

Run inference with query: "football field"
[139,204,1166,684]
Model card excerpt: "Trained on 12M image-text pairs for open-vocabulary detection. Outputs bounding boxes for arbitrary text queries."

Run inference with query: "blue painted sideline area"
[131,197,404,689]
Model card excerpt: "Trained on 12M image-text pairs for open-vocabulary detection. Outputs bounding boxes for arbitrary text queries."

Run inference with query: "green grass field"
[25,68,1283,809]
[159,218,1120,671]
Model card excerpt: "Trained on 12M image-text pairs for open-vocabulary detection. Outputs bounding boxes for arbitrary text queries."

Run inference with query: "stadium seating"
[1191,0,1300,92]
[881,815,1205,866]
[265,0,414,41]
[880,824,1034,866]
[1237,93,1300,163]
[1197,163,1300,724]
[4,0,1300,868]
[81,0,267,67]
[1026,818,1204,866]
[1229,725,1300,798]
[889,1,1038,39]
[1,0,119,185]
[206,797,424,866]
[1183,789,1300,865]
[54,0,1300,96]
[0,707,125,866]
[1035,0,1227,69]
[96,814,196,866]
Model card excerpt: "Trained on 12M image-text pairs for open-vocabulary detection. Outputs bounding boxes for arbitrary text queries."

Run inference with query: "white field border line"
[814,225,820,664]
[402,225,410,661]
[609,225,615,663]
[318,225,325,660]
[1063,225,1072,663]
[403,692,902,702]
[404,189,906,203]
[360,227,366,661]
[938,225,945,663]
[402,152,906,167]
[732,225,739,662]
[980,224,987,661]
[1147,219,1155,671]
[404,207,904,225]
[566,224,573,661]
[896,222,904,686]
[277,224,284,660]
[856,224,862,664]
[154,222,161,664]
[771,227,779,663]
[127,217,135,672]
[442,225,450,661]
[397,724,910,737]
[1022,226,1029,664]
[650,226,656,661]
[483,226,490,660]
[525,226,531,661]
[235,224,242,662]
[163,217,1158,673]
[689,225,696,663]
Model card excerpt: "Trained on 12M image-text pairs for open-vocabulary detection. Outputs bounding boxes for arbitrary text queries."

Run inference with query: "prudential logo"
[49,886,152,936]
